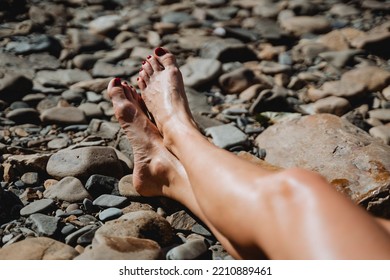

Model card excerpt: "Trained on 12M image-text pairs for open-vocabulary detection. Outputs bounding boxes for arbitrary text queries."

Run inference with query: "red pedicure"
[142,60,146,65]
[154,47,166,56]
[113,77,121,86]
[139,68,143,72]
[147,55,152,59]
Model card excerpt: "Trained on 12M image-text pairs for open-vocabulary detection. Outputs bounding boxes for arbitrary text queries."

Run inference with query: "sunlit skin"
[108,48,390,259]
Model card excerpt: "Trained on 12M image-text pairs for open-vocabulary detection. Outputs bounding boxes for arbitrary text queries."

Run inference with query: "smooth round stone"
[118,175,142,198]
[98,207,123,222]
[75,235,162,260]
[6,108,40,124]
[46,146,124,182]
[76,227,98,246]
[65,224,97,246]
[63,125,89,132]
[20,198,55,216]
[47,137,69,149]
[40,107,87,125]
[0,237,78,260]
[61,224,77,236]
[166,239,209,260]
[93,194,128,208]
[10,101,30,110]
[20,172,39,186]
[43,176,90,203]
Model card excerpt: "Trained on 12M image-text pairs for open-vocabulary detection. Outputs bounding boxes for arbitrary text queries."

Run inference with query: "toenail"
[142,60,146,65]
[139,68,143,72]
[113,77,121,87]
[155,47,166,56]
[137,77,139,81]
[147,55,152,59]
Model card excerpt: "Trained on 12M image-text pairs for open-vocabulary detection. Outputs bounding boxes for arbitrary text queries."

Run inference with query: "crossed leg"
[107,78,251,259]
[130,48,390,259]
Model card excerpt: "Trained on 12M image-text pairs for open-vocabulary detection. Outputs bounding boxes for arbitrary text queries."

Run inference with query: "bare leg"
[107,78,247,259]
[137,48,390,259]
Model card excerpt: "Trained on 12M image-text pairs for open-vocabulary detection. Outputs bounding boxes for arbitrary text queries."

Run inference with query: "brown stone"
[317,30,350,51]
[95,210,175,246]
[75,235,162,260]
[280,16,331,36]
[0,237,78,260]
[255,114,390,210]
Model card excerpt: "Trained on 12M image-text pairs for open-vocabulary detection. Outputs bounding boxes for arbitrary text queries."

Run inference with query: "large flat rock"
[255,114,390,212]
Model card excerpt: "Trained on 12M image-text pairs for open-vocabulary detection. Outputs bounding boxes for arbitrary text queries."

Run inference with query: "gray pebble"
[20,199,55,216]
[93,194,128,208]
[98,207,122,222]
[28,213,60,237]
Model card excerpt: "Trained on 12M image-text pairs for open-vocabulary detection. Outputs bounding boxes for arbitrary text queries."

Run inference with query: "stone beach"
[1,0,390,259]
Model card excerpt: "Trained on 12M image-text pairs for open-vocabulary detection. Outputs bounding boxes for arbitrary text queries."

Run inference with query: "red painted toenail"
[142,60,146,65]
[147,55,152,59]
[155,47,166,57]
[137,77,139,81]
[139,68,143,72]
[113,77,121,87]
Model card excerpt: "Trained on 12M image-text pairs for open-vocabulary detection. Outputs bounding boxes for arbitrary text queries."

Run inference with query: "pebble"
[96,210,175,247]
[40,107,87,125]
[75,235,162,260]
[1,0,390,261]
[46,147,124,182]
[27,213,60,236]
[180,58,222,88]
[98,208,123,222]
[166,239,209,260]
[92,194,128,208]
[20,172,39,186]
[43,176,90,203]
[0,237,79,260]
[20,198,55,216]
[205,124,248,149]
[85,174,119,199]
[118,175,142,199]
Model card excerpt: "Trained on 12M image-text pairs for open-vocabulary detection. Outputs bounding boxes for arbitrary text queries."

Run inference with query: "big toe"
[153,47,178,69]
[108,78,128,102]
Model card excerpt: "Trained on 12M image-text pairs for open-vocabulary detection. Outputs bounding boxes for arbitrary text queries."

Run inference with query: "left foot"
[107,78,174,197]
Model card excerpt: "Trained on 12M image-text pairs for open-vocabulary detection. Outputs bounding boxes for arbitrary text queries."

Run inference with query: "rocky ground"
[0,0,390,260]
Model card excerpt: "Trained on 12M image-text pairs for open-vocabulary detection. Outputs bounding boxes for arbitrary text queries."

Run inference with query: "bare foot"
[108,78,250,260]
[137,48,198,148]
[107,78,176,197]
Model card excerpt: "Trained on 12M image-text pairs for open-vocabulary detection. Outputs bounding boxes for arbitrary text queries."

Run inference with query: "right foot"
[137,48,198,148]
